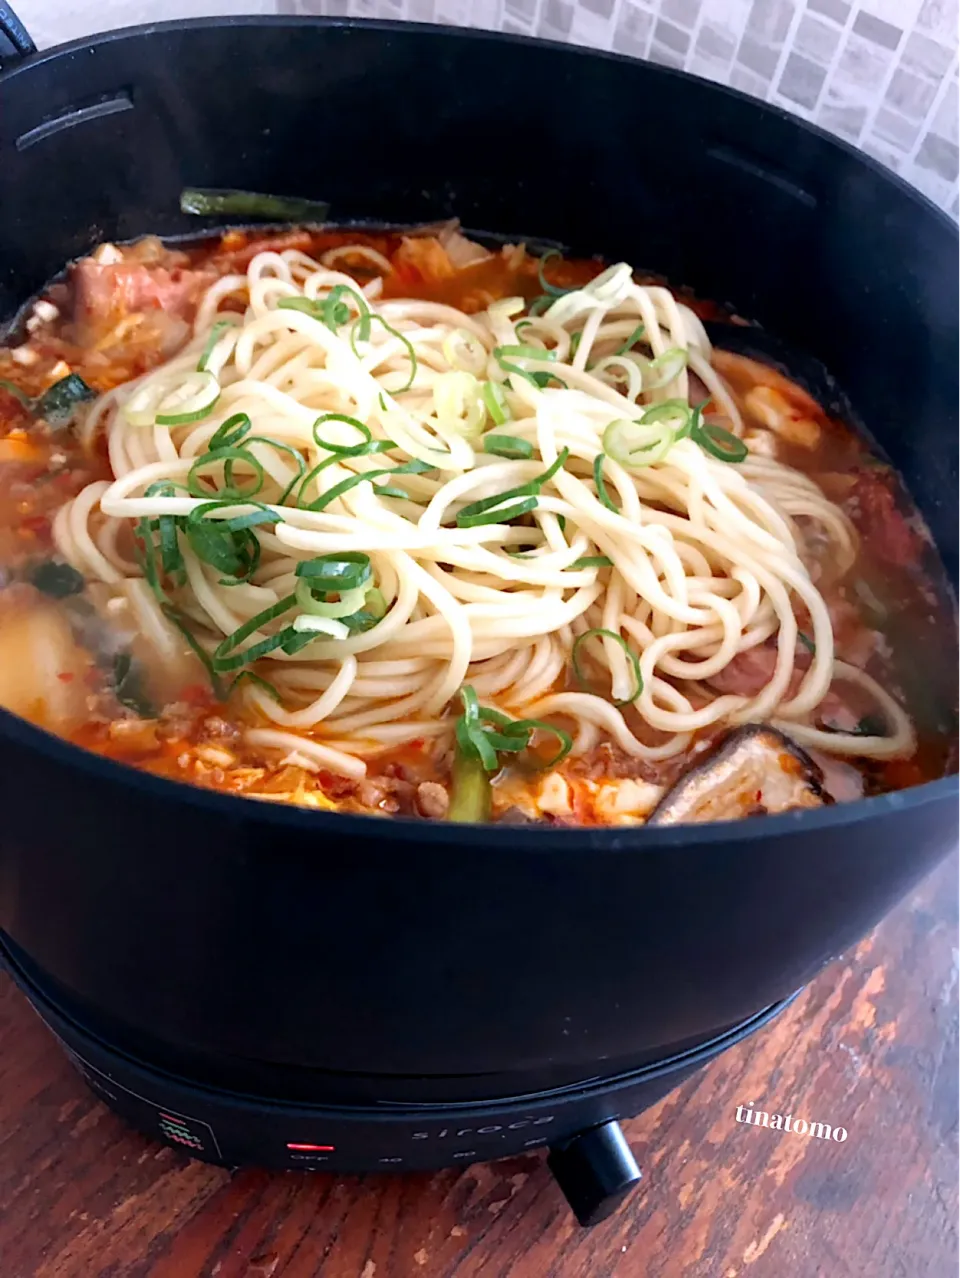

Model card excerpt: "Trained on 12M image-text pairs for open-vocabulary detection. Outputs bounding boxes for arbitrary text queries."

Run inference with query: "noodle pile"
[54,247,915,779]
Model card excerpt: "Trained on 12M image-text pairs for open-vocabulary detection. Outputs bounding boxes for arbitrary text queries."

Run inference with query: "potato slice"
[0,602,90,732]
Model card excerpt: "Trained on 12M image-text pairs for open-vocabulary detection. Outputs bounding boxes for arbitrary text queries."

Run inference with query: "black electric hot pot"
[0,13,957,1227]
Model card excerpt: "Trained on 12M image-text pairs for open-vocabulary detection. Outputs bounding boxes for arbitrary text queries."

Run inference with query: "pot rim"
[0,706,954,851]
[0,14,956,237]
[0,15,955,852]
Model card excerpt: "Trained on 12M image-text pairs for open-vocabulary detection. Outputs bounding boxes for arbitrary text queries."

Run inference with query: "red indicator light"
[287,1142,335,1152]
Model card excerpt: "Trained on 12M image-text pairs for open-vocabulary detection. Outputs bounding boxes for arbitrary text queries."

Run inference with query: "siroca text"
[735,1102,848,1142]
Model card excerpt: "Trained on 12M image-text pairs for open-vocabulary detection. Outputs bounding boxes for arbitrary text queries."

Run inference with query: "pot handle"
[0,2,35,70]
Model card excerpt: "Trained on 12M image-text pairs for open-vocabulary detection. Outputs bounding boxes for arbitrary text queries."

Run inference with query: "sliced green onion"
[495,343,557,363]
[180,188,330,221]
[456,496,540,528]
[352,313,418,391]
[290,615,351,640]
[294,552,372,593]
[481,380,509,425]
[277,296,324,319]
[570,555,613,569]
[155,371,220,426]
[603,418,672,468]
[593,453,621,513]
[455,448,567,529]
[373,484,410,499]
[35,373,94,427]
[125,371,218,428]
[798,631,816,654]
[181,501,280,585]
[295,578,368,619]
[643,346,688,391]
[300,457,432,513]
[537,248,573,298]
[212,594,300,672]
[640,398,692,428]
[452,684,573,786]
[188,445,265,500]
[510,717,573,767]
[571,628,643,705]
[614,323,646,355]
[691,418,748,463]
[209,412,252,450]
[162,605,225,700]
[229,670,284,702]
[197,320,234,372]
[527,294,555,318]
[340,587,388,634]
[535,447,570,486]
[312,414,376,456]
[494,343,559,390]
[603,401,691,469]
[243,435,307,504]
[484,434,533,460]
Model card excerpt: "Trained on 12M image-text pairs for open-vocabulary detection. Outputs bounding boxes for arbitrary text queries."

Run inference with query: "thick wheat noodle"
[51,246,915,779]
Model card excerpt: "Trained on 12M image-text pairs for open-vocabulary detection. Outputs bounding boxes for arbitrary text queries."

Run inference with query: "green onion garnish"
[690,417,748,463]
[197,320,233,372]
[481,381,509,425]
[300,457,433,513]
[537,248,574,298]
[571,628,643,705]
[455,447,569,528]
[570,555,613,569]
[527,294,555,318]
[494,343,559,390]
[212,594,311,673]
[456,496,539,528]
[643,347,688,390]
[294,553,372,593]
[453,684,572,775]
[351,313,418,391]
[277,296,324,319]
[209,412,251,450]
[483,434,534,460]
[798,631,816,654]
[312,414,379,456]
[614,323,646,355]
[592,454,621,513]
[188,446,265,501]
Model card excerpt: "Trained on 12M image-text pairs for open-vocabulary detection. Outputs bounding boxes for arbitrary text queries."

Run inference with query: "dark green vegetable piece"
[180,188,331,221]
[29,560,85,598]
[36,374,94,427]
[111,652,156,718]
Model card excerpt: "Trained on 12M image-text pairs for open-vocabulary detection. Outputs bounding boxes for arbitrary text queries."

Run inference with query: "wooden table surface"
[1,854,956,1278]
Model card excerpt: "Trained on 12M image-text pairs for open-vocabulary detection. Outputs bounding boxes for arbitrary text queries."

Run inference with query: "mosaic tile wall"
[15,0,959,213]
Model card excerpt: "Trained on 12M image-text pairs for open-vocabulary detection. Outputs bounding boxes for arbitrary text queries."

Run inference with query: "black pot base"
[5,934,795,1176]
